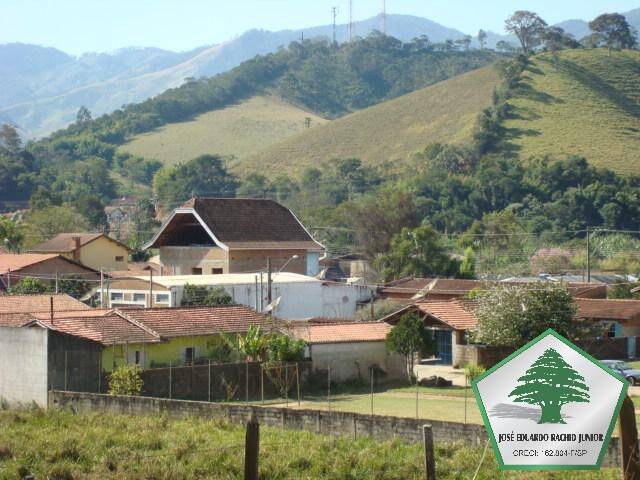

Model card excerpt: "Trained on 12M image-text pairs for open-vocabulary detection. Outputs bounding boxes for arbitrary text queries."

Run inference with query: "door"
[434,330,452,365]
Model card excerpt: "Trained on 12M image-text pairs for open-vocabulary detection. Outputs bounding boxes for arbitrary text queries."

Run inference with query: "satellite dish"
[263,296,282,313]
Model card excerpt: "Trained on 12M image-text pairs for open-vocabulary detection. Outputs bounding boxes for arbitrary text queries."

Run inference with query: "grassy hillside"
[241,66,500,176]
[503,49,640,175]
[119,95,327,165]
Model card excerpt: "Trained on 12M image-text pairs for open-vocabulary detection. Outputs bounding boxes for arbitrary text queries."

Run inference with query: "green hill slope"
[241,66,500,176]
[119,95,328,165]
[503,49,640,175]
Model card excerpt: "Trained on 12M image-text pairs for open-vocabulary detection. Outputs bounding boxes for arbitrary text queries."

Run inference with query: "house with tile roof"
[0,254,100,291]
[143,198,324,277]
[28,233,130,271]
[291,321,404,382]
[0,305,277,372]
[380,299,479,366]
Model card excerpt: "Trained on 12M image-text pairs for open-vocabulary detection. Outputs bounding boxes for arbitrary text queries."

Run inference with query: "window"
[211,268,223,275]
[110,292,123,301]
[133,293,146,302]
[115,256,125,262]
[184,347,195,364]
[155,293,169,303]
[192,267,203,275]
[607,323,617,338]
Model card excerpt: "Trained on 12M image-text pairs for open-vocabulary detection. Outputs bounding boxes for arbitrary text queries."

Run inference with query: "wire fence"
[54,352,483,427]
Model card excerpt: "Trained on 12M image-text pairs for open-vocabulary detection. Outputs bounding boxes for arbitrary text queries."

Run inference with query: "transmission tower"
[332,6,339,45]
[349,0,353,42]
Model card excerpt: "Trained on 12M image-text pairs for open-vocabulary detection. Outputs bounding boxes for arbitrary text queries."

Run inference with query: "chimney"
[72,236,81,262]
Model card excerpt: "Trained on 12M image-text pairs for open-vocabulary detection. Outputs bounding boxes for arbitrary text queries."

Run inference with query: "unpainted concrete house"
[144,198,325,277]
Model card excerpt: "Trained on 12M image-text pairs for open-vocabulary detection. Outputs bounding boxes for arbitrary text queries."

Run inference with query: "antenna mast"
[349,0,353,42]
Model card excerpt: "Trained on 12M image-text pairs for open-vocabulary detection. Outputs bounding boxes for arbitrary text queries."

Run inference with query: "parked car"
[601,360,640,385]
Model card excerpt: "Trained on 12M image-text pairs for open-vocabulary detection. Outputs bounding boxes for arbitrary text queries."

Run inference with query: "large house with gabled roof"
[144,198,325,276]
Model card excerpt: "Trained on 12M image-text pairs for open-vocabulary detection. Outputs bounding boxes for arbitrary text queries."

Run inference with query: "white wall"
[309,342,405,382]
[0,327,49,406]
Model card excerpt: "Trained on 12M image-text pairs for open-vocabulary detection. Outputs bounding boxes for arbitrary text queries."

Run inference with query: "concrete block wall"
[0,327,48,406]
[48,391,622,468]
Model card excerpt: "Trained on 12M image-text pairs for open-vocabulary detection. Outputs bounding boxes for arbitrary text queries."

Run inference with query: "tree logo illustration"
[509,348,590,424]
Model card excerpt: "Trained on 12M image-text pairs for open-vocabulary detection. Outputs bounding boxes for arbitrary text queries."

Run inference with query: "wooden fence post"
[244,417,260,480]
[619,395,640,480]
[423,424,436,480]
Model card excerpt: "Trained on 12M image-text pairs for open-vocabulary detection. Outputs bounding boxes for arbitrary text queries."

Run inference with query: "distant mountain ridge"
[2,8,639,138]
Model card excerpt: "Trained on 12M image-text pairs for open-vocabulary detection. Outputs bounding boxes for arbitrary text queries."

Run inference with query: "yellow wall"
[101,334,233,372]
[78,237,129,271]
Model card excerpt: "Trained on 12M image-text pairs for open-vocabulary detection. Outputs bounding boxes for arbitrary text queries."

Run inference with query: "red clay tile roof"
[575,299,640,322]
[148,198,323,250]
[381,277,435,296]
[380,299,479,331]
[0,253,61,273]
[0,313,35,327]
[293,321,392,344]
[0,293,91,314]
[415,300,479,330]
[28,233,129,253]
[31,312,160,345]
[422,279,485,295]
[120,305,276,338]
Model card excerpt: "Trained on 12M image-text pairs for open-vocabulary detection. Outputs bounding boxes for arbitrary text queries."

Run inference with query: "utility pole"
[381,0,386,34]
[332,7,338,45]
[349,0,353,42]
[100,269,104,307]
[267,257,273,305]
[149,270,154,308]
[587,228,591,283]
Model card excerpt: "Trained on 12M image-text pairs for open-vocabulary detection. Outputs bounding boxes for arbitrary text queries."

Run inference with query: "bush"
[108,364,143,396]
[464,364,486,382]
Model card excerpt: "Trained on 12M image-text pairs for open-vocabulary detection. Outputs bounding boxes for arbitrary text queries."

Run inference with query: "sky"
[1,0,638,55]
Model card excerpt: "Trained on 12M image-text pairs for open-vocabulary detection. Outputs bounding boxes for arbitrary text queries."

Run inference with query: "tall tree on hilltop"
[589,13,637,55]
[0,124,22,153]
[509,348,590,424]
[478,29,488,50]
[505,11,548,53]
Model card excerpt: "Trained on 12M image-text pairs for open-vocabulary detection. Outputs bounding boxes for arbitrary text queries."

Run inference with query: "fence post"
[619,395,640,480]
[423,424,436,480]
[246,361,249,403]
[208,360,211,403]
[416,378,419,419]
[296,363,301,406]
[327,366,331,412]
[98,354,102,394]
[464,376,468,424]
[285,364,289,407]
[244,417,260,480]
[260,364,264,406]
[64,351,68,391]
[169,361,172,399]
[370,367,374,416]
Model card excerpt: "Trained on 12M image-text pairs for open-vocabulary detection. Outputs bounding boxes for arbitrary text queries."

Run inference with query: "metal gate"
[434,330,452,365]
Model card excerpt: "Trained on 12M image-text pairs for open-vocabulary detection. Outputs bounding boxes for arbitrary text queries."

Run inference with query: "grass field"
[503,49,640,175]
[0,409,622,479]
[242,66,500,177]
[119,95,328,166]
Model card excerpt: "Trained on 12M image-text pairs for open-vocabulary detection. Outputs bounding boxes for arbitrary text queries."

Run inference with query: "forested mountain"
[3,8,639,138]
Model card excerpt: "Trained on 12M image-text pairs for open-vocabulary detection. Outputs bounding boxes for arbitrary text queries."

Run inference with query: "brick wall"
[48,391,623,468]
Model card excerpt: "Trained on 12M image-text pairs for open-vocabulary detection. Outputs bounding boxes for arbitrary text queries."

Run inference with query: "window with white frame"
[110,292,123,301]
[155,293,170,303]
[133,293,146,302]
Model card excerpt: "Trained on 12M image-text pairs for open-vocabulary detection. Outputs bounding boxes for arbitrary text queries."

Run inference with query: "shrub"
[464,364,486,382]
[108,364,143,396]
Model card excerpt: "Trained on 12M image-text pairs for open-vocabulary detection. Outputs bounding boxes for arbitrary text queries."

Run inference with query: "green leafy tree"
[0,217,24,252]
[108,364,143,396]
[459,247,476,279]
[75,106,93,126]
[505,11,548,53]
[58,275,90,299]
[0,124,22,153]
[266,334,306,363]
[23,206,89,247]
[154,154,239,206]
[589,13,637,55]
[509,348,590,424]
[221,325,269,362]
[473,284,579,347]
[376,225,460,282]
[9,277,51,295]
[386,313,435,382]
[181,284,233,307]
